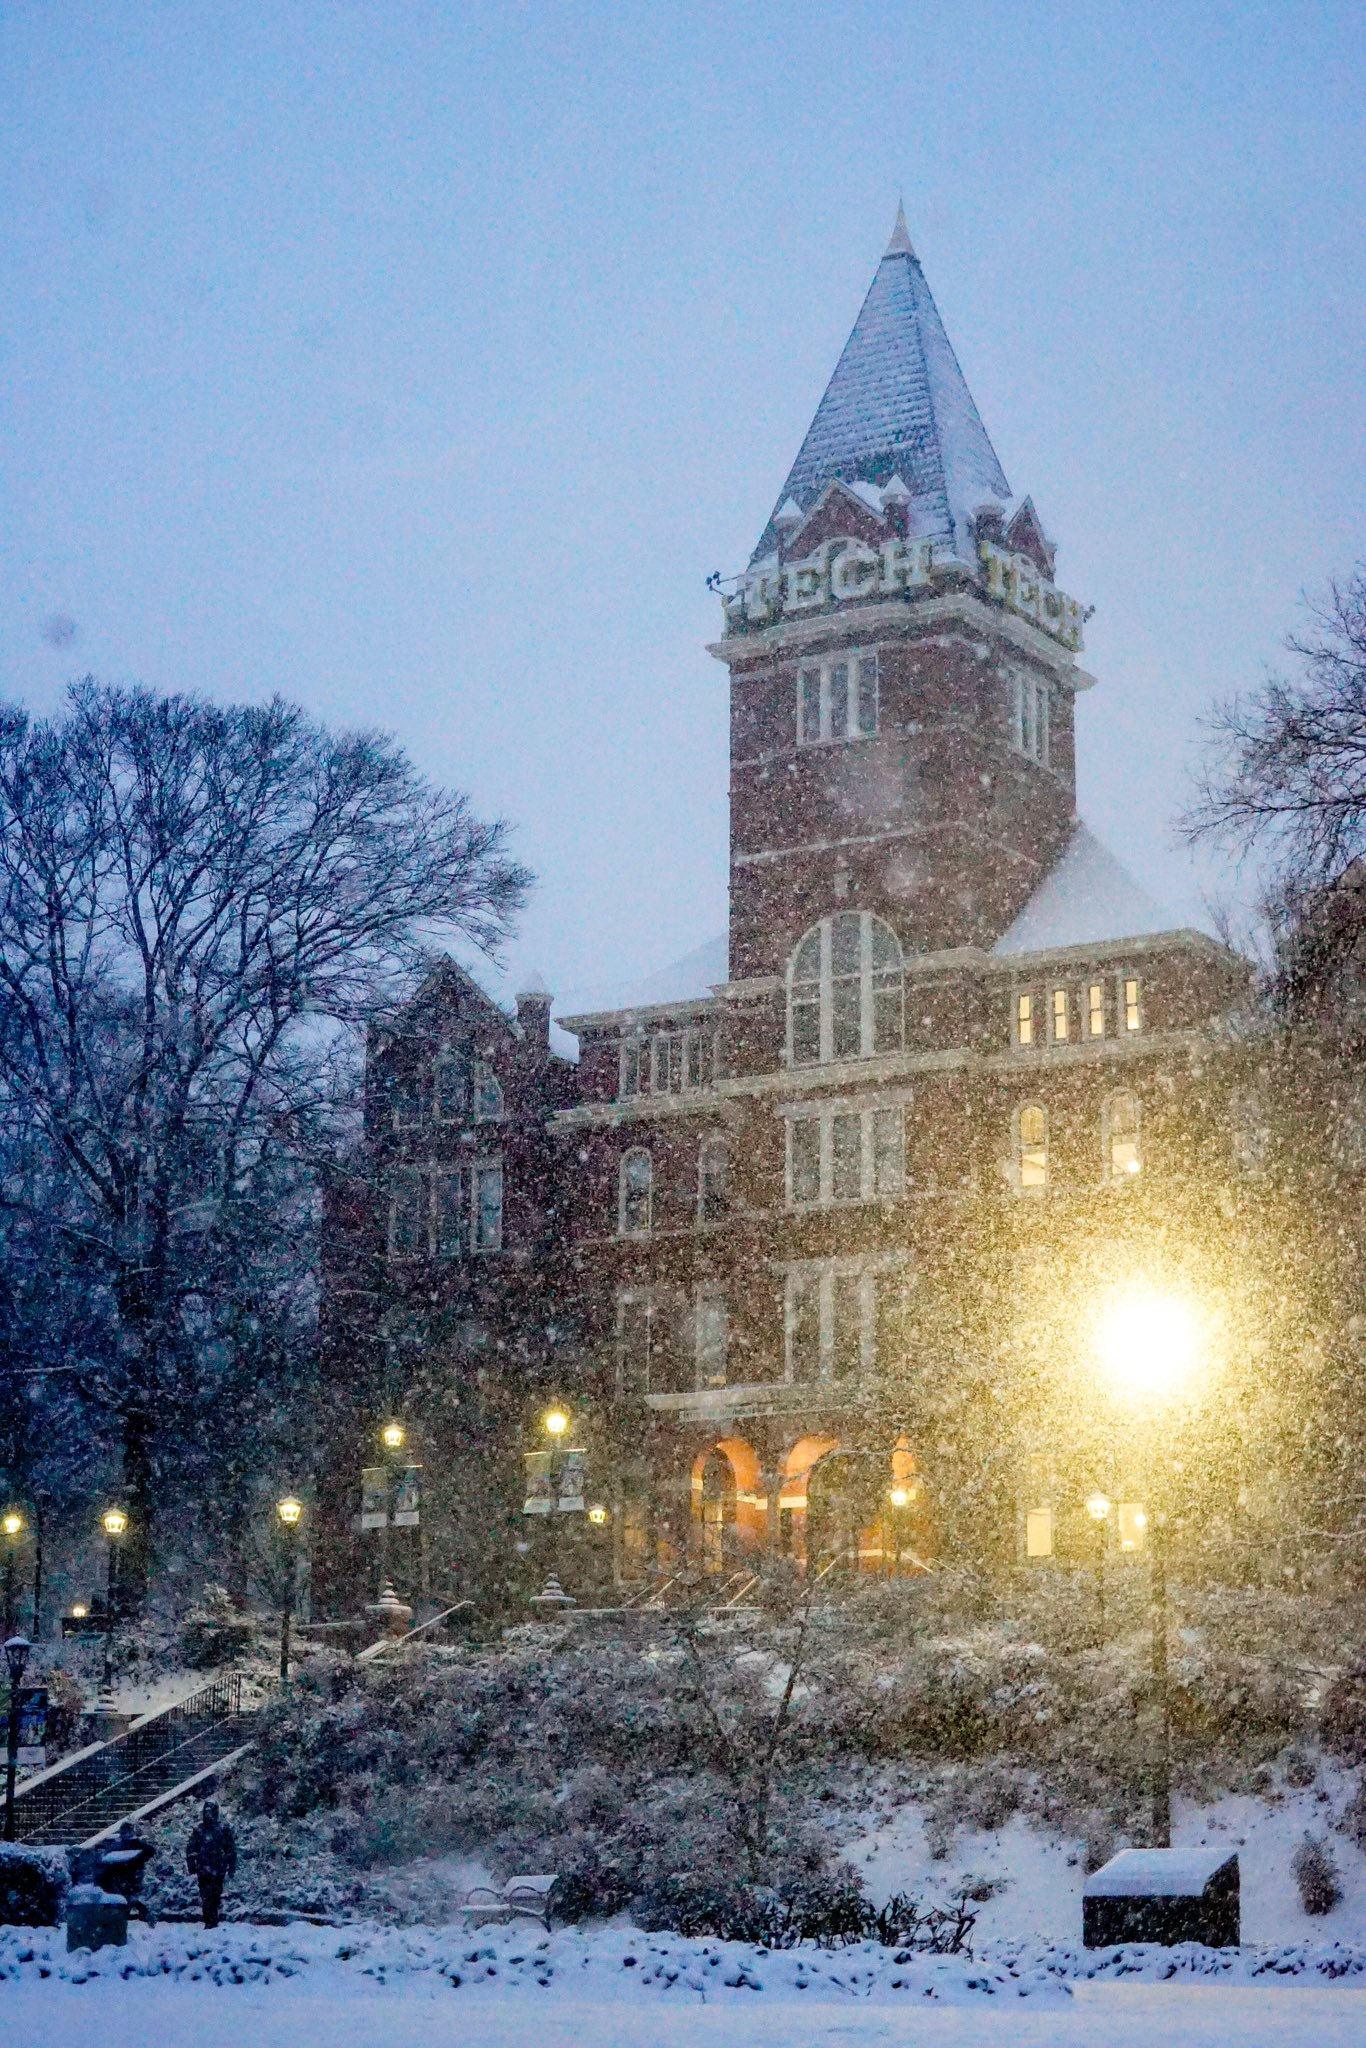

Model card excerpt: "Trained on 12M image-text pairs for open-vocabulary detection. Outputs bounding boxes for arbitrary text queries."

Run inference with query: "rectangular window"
[1011,675,1051,766]
[390,1169,427,1257]
[434,1170,465,1259]
[795,651,879,745]
[831,1112,862,1201]
[390,1076,424,1130]
[791,993,821,1066]
[618,1297,653,1398]
[787,1272,820,1381]
[1025,1508,1055,1559]
[695,1290,728,1388]
[831,1272,862,1379]
[1124,977,1142,1032]
[627,1029,713,1099]
[1087,983,1105,1037]
[786,1262,887,1381]
[473,1063,503,1121]
[620,1036,647,1097]
[1051,989,1069,1042]
[472,1163,503,1250]
[786,1101,905,1208]
[1016,993,1034,1046]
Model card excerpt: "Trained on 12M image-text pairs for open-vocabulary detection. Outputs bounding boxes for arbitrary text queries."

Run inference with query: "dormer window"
[473,1061,504,1121]
[797,652,878,745]
[433,1048,471,1124]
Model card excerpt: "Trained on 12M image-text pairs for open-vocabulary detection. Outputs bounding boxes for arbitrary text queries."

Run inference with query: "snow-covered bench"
[457,1874,558,1931]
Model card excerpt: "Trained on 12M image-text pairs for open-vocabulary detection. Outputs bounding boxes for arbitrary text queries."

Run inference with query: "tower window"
[697,1138,732,1223]
[1123,977,1142,1033]
[788,911,904,1066]
[1011,673,1051,766]
[1051,989,1070,1042]
[619,1149,653,1236]
[1106,1091,1141,1181]
[1017,1103,1048,1192]
[796,651,878,745]
[1087,983,1105,1037]
[1015,993,1035,1046]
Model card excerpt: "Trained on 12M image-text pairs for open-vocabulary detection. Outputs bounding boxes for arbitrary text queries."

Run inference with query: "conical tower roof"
[752,208,1011,563]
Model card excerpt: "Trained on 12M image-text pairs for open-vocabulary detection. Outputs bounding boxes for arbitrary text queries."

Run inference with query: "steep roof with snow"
[992,825,1182,958]
[557,934,728,1023]
[752,205,1011,564]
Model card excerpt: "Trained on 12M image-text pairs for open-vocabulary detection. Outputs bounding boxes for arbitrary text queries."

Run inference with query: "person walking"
[185,1797,236,1929]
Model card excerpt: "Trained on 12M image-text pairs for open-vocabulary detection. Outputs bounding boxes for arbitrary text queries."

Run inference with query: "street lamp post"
[1085,1492,1112,1642]
[1150,1509,1172,1847]
[276,1497,303,1683]
[377,1422,405,1595]
[887,1485,913,1575]
[3,1633,31,1842]
[1,1514,22,1638]
[100,1508,128,1702]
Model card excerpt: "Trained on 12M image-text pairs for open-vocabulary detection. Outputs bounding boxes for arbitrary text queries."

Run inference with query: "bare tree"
[0,681,529,1576]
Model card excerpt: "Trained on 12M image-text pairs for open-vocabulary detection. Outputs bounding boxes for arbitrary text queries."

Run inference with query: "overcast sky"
[3,2,1363,1001]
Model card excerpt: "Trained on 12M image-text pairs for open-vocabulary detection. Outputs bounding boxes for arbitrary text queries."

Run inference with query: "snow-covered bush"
[1320,1658,1366,1761]
[0,1845,68,1926]
[1292,1831,1341,1915]
[179,1585,257,1668]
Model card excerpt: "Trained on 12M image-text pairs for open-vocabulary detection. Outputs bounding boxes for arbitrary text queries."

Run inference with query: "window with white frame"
[1014,992,1035,1046]
[784,1261,883,1382]
[789,911,903,1066]
[473,1061,504,1121]
[1016,1103,1048,1192]
[619,1026,714,1099]
[1086,982,1106,1038]
[619,1148,653,1235]
[1105,1091,1141,1181]
[389,1159,504,1259]
[694,1288,729,1387]
[1011,672,1051,765]
[432,1048,470,1124]
[1123,976,1142,1033]
[616,1288,686,1396]
[390,1074,425,1130]
[787,1102,903,1208]
[697,1137,732,1223]
[1051,988,1070,1042]
[797,650,878,745]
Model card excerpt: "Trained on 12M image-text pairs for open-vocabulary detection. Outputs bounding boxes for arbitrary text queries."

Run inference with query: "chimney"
[515,974,553,1051]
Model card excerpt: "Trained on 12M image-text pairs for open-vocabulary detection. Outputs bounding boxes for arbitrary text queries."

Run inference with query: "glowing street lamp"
[380,1421,406,1453]
[276,1496,304,1682]
[1,1514,22,1639]
[543,1408,569,1439]
[99,1509,128,1702]
[587,1504,609,1528]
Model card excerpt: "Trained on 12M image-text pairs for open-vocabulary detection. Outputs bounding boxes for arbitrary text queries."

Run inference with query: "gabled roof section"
[992,826,1181,957]
[753,207,1011,563]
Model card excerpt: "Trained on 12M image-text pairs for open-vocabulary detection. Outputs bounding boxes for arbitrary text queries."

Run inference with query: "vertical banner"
[557,1447,587,1514]
[523,1450,553,1516]
[359,1466,389,1531]
[16,1685,47,1770]
[392,1464,422,1528]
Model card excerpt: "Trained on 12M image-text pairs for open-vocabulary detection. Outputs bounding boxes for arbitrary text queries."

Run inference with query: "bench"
[457,1873,558,1931]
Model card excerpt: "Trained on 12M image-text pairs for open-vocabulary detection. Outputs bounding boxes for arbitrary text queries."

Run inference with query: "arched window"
[697,1137,732,1223]
[1016,1103,1048,1191]
[433,1047,470,1124]
[788,911,904,1066]
[1106,1091,1141,1181]
[619,1148,653,1236]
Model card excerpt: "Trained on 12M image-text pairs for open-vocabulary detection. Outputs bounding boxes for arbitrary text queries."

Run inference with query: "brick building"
[321,210,1260,1607]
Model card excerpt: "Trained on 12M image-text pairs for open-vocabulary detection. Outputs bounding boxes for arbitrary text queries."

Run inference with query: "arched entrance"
[690,1437,764,1575]
[784,1435,933,1578]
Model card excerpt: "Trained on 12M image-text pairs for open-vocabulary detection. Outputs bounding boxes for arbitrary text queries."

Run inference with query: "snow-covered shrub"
[179,1584,257,1668]
[0,1845,67,1926]
[1320,1658,1366,1761]
[1283,1745,1318,1788]
[1338,1773,1366,1850]
[1292,1831,1342,1915]
[632,1865,869,1947]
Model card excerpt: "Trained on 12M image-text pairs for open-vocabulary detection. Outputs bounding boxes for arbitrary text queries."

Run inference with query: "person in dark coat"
[99,1818,157,1923]
[185,1798,237,1929]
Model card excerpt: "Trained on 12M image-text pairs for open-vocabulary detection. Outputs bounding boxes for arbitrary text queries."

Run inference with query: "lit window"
[472,1163,504,1249]
[787,1102,905,1208]
[390,1075,424,1130]
[1087,983,1105,1037]
[1016,993,1034,1046]
[1011,673,1051,765]
[694,1290,728,1387]
[1017,1103,1048,1191]
[619,1149,653,1235]
[784,1262,883,1381]
[796,651,878,745]
[1107,1091,1141,1180]
[1124,977,1142,1032]
[1051,989,1069,1042]
[473,1062,504,1121]
[788,911,903,1065]
[389,1168,427,1255]
[697,1138,732,1223]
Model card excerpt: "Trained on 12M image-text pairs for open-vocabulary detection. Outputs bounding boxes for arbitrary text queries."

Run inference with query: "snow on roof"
[557,934,728,1023]
[1085,1848,1237,1898]
[992,825,1182,958]
[751,208,1011,564]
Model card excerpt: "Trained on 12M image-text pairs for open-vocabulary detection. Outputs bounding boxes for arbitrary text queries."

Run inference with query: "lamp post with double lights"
[276,1497,303,1683]
[3,1633,31,1842]
[2,1513,22,1638]
[1091,1283,1203,1849]
[99,1507,128,1703]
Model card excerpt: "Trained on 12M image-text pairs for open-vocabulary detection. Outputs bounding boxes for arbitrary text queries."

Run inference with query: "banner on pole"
[392,1464,422,1528]
[557,1448,587,1514]
[523,1450,553,1516]
[360,1467,389,1531]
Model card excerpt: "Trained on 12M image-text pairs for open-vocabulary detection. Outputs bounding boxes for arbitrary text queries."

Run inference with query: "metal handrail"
[13,1672,245,1840]
[357,1600,474,1664]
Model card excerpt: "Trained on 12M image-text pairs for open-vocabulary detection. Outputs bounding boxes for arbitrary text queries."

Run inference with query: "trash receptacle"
[1083,1848,1240,1948]
[66,1881,130,1952]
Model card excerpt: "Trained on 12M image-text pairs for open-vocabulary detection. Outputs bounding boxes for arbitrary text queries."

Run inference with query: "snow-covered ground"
[842,1768,1366,1948]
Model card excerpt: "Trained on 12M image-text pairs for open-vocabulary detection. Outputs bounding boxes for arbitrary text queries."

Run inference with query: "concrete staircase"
[13,1674,258,1848]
